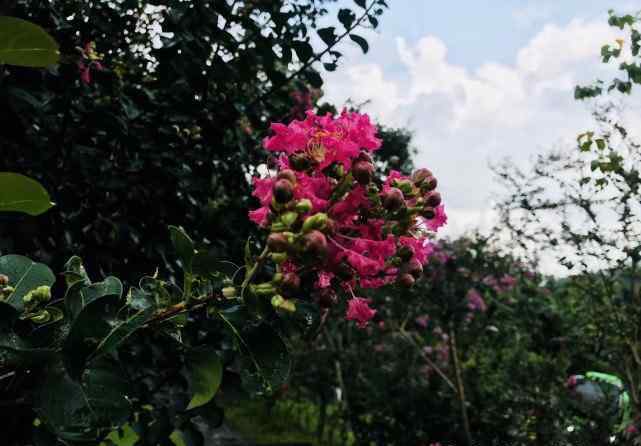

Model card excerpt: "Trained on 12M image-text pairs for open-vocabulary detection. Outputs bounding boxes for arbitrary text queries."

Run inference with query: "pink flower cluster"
[249,110,447,328]
[482,274,517,294]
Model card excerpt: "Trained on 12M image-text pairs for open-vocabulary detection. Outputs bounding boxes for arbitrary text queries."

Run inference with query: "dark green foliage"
[0,0,387,285]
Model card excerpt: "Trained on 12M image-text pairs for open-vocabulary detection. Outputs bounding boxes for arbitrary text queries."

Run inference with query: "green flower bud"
[271,295,297,312]
[222,286,237,299]
[271,221,287,232]
[295,199,313,214]
[250,282,276,296]
[2,286,15,299]
[394,179,414,195]
[281,211,299,227]
[272,273,284,284]
[30,309,51,324]
[32,285,52,303]
[302,212,328,233]
[271,252,288,264]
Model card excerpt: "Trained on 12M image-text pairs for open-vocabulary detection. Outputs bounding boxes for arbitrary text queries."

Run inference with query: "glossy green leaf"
[63,294,153,380]
[0,173,53,216]
[0,255,55,311]
[36,365,131,442]
[65,276,123,320]
[185,347,223,410]
[102,424,139,446]
[0,17,59,67]
[240,323,291,395]
[338,8,356,29]
[169,225,195,272]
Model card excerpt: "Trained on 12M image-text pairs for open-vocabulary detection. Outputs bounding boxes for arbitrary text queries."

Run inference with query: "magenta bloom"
[466,288,487,312]
[425,204,447,231]
[346,297,377,328]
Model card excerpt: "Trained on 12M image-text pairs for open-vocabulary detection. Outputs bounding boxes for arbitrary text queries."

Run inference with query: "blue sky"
[319,1,641,273]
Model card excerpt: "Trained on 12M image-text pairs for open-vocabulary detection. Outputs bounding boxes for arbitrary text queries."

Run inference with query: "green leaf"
[36,365,131,442]
[0,173,54,216]
[292,40,314,63]
[63,295,119,379]
[102,424,140,446]
[338,9,356,29]
[239,323,291,395]
[306,70,323,88]
[317,27,337,47]
[0,301,18,331]
[88,305,155,365]
[0,255,55,311]
[65,276,123,321]
[62,256,90,288]
[185,347,223,410]
[0,17,59,67]
[354,0,367,8]
[349,34,369,53]
[169,225,195,273]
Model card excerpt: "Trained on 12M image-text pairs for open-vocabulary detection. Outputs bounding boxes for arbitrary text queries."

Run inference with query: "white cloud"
[321,16,641,271]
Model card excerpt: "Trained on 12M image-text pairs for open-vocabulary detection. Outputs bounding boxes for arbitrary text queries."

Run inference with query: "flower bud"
[33,285,52,303]
[412,168,432,185]
[302,213,328,233]
[2,286,15,298]
[267,233,289,252]
[382,188,405,211]
[251,282,276,296]
[302,230,328,259]
[404,258,423,278]
[356,151,373,163]
[295,199,313,214]
[271,252,288,264]
[352,160,374,185]
[277,169,297,185]
[270,221,287,232]
[222,287,237,299]
[398,273,415,288]
[273,179,294,203]
[272,273,284,284]
[281,272,301,295]
[281,211,299,227]
[422,176,438,191]
[421,207,436,219]
[0,274,9,286]
[271,295,297,312]
[30,309,51,324]
[425,191,442,207]
[397,245,414,262]
[290,152,312,171]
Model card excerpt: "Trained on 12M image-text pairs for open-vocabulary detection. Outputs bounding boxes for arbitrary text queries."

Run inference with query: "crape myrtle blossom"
[248,110,447,327]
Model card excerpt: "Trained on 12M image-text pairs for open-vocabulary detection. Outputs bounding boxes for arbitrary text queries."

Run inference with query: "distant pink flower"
[346,297,376,328]
[415,314,430,329]
[466,288,487,312]
[625,424,638,435]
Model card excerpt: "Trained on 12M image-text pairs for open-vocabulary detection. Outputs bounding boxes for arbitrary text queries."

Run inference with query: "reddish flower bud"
[421,207,436,219]
[397,245,414,262]
[0,274,9,287]
[316,289,337,308]
[277,169,297,185]
[289,152,312,171]
[352,160,374,185]
[425,191,442,207]
[423,176,438,191]
[267,232,289,252]
[273,179,294,203]
[302,230,328,259]
[412,168,432,184]
[404,258,423,278]
[398,273,415,288]
[382,188,405,211]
